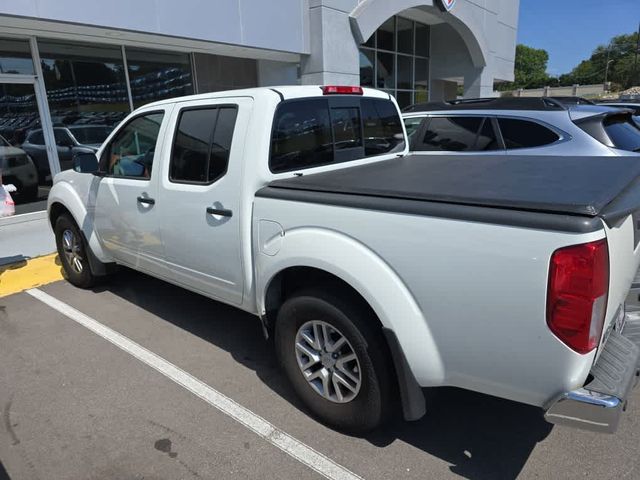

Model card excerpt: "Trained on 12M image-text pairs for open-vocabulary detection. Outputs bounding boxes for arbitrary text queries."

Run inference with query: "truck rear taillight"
[547,239,609,354]
[321,85,363,95]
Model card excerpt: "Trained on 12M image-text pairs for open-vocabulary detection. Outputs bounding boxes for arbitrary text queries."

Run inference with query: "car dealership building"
[0,0,519,213]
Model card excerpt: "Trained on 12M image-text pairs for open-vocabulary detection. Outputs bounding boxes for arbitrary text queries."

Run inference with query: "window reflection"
[125,48,193,108]
[0,38,34,75]
[34,40,129,176]
[360,16,430,108]
[0,83,44,208]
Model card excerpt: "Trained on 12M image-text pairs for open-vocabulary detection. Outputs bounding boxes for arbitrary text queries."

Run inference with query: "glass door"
[0,81,50,215]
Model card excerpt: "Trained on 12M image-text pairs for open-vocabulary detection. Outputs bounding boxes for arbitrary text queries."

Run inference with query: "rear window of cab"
[269,97,405,173]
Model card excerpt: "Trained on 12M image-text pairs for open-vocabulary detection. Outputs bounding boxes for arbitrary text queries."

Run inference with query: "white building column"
[300,0,360,86]
[464,67,494,98]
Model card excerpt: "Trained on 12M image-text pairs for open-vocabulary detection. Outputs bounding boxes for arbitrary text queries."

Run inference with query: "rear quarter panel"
[254,197,608,407]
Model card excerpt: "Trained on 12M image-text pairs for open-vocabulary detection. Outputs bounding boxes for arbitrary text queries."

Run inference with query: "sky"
[517,0,640,76]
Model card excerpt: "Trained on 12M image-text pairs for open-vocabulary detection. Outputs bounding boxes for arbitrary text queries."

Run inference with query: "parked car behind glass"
[0,133,39,202]
[402,97,640,156]
[22,125,113,184]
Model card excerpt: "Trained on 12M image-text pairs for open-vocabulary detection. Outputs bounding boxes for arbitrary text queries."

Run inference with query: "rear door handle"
[206,206,233,217]
[137,196,155,205]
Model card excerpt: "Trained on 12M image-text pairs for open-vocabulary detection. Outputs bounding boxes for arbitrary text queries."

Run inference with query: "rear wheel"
[275,288,394,433]
[54,214,97,288]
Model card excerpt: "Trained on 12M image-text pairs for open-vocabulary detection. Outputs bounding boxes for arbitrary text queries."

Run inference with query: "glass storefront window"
[397,18,414,55]
[193,53,257,93]
[415,57,429,95]
[397,55,413,90]
[36,40,130,177]
[396,91,412,109]
[0,38,35,75]
[359,50,375,87]
[126,48,193,108]
[0,83,49,213]
[360,16,430,108]
[363,32,375,49]
[415,23,431,57]
[377,18,395,52]
[376,52,395,89]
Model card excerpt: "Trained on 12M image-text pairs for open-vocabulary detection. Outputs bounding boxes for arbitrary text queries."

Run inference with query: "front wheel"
[275,288,394,433]
[54,214,97,288]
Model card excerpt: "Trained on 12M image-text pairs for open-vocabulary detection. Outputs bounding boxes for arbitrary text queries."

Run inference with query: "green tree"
[559,32,640,88]
[513,44,551,88]
[496,44,551,91]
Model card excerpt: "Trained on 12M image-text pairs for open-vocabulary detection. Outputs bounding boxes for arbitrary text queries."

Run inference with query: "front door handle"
[206,206,232,217]
[137,196,155,205]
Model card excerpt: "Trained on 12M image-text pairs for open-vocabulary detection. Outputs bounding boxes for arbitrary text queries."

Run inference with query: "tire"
[54,214,97,288]
[275,288,394,433]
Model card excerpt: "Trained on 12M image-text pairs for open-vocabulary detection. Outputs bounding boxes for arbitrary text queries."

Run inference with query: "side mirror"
[73,152,99,174]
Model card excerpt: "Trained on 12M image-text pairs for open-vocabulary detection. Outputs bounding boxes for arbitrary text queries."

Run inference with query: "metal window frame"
[359,15,431,108]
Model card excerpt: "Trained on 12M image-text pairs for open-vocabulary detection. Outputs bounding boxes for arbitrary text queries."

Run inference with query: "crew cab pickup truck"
[48,86,640,434]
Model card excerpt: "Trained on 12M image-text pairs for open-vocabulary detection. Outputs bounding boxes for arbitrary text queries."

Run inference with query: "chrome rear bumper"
[545,312,640,433]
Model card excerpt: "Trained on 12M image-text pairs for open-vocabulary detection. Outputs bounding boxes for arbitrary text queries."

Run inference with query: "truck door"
[156,97,251,305]
[93,108,170,277]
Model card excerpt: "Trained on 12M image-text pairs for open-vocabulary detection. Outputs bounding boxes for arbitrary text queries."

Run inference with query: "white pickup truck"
[48,86,640,434]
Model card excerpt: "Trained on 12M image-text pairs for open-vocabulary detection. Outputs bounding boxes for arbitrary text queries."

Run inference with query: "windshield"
[68,126,113,145]
[0,134,10,147]
[603,114,640,152]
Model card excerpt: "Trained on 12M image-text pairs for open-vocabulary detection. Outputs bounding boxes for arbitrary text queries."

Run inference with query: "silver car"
[598,102,640,128]
[402,97,640,156]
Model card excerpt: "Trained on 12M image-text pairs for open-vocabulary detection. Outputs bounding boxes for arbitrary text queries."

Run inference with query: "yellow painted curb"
[0,253,63,298]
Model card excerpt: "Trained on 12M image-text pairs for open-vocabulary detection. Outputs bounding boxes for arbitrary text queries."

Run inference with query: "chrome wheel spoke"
[335,361,359,385]
[312,323,324,350]
[300,330,317,350]
[295,342,320,369]
[62,230,73,252]
[332,375,345,402]
[326,335,346,353]
[295,320,361,404]
[332,370,358,394]
[61,229,83,274]
[72,256,83,273]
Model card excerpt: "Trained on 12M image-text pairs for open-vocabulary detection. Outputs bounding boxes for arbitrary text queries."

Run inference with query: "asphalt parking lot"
[1,267,640,480]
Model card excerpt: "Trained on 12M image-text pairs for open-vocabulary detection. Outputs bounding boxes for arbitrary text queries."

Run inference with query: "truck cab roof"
[140,85,391,109]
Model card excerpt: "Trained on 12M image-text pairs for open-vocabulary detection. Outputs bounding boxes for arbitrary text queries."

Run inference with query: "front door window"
[101,112,164,179]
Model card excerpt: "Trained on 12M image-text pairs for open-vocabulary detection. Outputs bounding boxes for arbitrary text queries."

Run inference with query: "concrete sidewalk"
[0,214,56,266]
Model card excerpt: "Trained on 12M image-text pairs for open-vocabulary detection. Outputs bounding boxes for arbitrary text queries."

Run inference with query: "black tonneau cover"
[260,154,640,230]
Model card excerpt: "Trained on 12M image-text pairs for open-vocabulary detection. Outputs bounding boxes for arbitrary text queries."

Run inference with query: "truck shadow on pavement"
[95,268,553,480]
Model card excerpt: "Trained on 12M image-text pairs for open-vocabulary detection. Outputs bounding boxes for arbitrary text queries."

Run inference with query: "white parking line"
[26,288,363,480]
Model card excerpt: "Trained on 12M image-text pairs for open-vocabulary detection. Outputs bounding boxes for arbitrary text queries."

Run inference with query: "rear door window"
[269,96,405,173]
[170,106,238,184]
[603,115,640,152]
[361,97,405,156]
[269,99,333,173]
[416,116,483,152]
[475,118,500,151]
[497,118,560,149]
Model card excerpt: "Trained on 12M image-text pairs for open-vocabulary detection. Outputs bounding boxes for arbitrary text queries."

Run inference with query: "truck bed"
[260,154,640,231]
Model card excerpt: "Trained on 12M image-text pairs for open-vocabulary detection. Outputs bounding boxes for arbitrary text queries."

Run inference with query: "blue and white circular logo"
[437,0,456,12]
